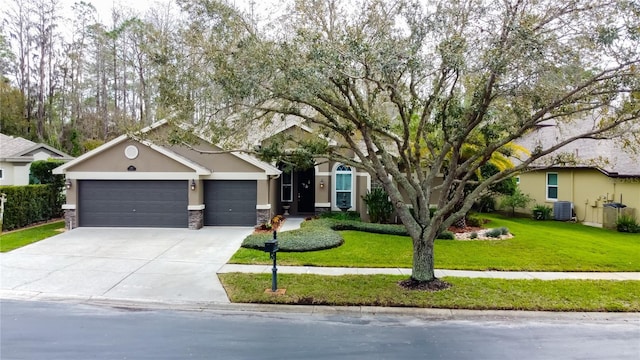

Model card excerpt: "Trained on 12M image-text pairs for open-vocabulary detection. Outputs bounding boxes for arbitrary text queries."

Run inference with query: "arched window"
[333,164,355,210]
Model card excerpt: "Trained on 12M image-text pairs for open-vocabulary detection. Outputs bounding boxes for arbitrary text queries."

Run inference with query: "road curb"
[2,291,639,322]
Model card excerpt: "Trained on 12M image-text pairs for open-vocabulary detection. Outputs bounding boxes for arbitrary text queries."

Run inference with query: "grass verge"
[229,215,640,271]
[219,273,640,312]
[0,220,65,252]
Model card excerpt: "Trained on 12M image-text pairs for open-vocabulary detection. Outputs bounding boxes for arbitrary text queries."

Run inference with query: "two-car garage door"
[78,180,257,227]
[78,180,188,227]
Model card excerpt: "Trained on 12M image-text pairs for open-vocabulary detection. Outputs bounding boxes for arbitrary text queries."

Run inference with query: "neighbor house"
[516,120,639,227]
[0,133,73,186]
[53,119,375,229]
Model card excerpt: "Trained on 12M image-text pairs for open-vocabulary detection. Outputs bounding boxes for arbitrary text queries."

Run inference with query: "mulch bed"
[447,225,484,233]
[398,278,452,292]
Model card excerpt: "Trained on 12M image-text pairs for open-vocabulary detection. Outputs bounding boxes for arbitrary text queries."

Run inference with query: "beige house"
[0,133,73,186]
[54,120,372,229]
[517,121,639,227]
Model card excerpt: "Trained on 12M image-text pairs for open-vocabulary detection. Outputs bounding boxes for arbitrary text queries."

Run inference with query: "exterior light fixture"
[319,179,325,189]
[190,179,196,191]
[65,179,72,189]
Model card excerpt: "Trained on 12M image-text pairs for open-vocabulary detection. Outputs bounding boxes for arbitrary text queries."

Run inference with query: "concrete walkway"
[219,264,640,281]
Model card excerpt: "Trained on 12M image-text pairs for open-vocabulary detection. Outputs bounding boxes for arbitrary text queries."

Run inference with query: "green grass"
[0,221,65,252]
[229,215,640,271]
[219,273,640,312]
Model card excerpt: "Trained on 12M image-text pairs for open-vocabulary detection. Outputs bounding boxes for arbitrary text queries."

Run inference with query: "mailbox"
[264,239,279,253]
[265,230,280,292]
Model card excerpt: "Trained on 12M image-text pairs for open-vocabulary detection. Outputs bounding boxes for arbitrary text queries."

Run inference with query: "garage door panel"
[204,180,256,226]
[79,180,188,228]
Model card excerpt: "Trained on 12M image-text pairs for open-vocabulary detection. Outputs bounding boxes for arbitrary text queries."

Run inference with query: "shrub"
[29,160,65,189]
[500,188,533,216]
[437,230,455,240]
[0,185,63,231]
[470,232,478,239]
[532,204,553,220]
[318,211,361,221]
[472,194,496,213]
[330,220,409,236]
[466,214,485,227]
[362,187,394,223]
[242,225,344,252]
[616,215,639,233]
[485,228,503,238]
[499,227,510,235]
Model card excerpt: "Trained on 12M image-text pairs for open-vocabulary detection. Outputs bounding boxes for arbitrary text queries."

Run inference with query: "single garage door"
[204,180,256,226]
[78,180,188,227]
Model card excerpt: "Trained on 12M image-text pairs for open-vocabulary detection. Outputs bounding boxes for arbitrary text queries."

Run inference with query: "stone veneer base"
[188,210,204,230]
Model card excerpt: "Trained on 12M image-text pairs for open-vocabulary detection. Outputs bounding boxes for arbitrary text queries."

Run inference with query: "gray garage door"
[204,180,257,226]
[78,180,188,228]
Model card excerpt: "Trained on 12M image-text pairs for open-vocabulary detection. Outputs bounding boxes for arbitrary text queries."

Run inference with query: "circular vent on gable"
[124,145,139,160]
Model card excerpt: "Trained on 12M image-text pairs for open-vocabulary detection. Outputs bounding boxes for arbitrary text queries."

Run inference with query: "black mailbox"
[264,239,279,253]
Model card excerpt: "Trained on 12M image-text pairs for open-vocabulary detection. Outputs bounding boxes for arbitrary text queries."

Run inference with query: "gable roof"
[53,120,281,176]
[0,133,73,162]
[517,118,640,177]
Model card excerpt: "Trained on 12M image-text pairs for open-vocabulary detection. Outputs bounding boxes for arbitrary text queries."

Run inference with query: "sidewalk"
[218,264,640,280]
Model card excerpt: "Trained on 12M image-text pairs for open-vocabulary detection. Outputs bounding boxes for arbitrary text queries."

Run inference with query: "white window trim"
[546,172,558,201]
[331,163,356,211]
[281,170,293,202]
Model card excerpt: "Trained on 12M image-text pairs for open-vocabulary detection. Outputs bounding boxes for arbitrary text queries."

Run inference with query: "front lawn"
[229,215,640,271]
[219,273,640,312]
[0,221,65,252]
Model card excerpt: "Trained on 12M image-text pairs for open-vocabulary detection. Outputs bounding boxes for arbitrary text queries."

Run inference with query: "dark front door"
[296,168,315,213]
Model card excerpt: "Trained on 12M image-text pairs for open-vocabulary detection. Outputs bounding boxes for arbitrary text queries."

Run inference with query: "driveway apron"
[0,227,253,304]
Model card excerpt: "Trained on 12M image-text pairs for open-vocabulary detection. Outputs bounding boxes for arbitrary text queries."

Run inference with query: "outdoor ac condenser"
[553,201,573,221]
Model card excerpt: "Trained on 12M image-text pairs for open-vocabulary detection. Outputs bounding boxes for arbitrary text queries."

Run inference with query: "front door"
[296,168,315,213]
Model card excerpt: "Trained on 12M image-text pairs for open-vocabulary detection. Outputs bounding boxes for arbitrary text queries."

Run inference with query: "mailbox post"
[264,230,279,292]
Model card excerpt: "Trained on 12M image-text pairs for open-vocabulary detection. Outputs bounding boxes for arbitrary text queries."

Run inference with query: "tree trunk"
[411,233,435,282]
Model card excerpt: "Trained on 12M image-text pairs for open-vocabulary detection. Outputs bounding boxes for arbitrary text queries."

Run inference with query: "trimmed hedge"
[1,185,64,231]
[242,225,344,252]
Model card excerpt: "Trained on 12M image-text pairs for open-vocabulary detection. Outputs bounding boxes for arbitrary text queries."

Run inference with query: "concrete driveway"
[0,227,253,304]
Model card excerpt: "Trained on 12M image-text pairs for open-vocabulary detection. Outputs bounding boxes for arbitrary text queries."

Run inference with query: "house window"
[334,164,354,209]
[546,173,558,200]
[0,168,3,180]
[281,169,293,202]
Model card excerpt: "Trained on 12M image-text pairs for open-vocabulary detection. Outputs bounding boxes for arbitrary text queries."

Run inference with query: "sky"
[59,0,170,21]
[58,0,273,22]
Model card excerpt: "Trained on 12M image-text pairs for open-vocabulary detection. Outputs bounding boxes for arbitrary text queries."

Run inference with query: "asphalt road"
[1,300,639,360]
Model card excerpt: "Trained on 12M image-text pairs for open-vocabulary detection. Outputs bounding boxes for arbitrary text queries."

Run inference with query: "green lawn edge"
[0,221,66,252]
[219,273,640,312]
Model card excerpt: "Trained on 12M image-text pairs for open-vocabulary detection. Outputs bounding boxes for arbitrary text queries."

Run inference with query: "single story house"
[54,120,373,229]
[516,120,639,227]
[0,133,73,186]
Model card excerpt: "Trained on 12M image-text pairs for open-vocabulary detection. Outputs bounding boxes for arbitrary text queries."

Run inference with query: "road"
[1,300,639,359]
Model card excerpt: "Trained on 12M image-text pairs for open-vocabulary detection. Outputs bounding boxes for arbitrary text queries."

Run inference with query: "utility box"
[603,206,635,230]
[553,201,573,221]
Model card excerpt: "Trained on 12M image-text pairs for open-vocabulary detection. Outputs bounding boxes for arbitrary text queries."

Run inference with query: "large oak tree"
[178,0,639,283]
